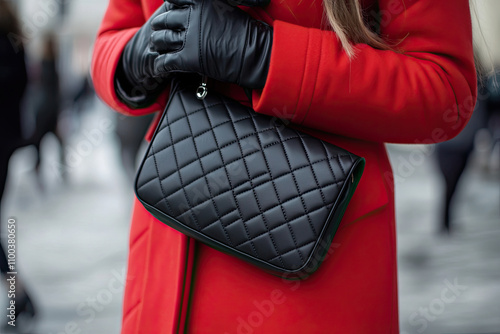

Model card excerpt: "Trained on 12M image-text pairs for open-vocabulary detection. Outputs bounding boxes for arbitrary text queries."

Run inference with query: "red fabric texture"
[91,0,476,333]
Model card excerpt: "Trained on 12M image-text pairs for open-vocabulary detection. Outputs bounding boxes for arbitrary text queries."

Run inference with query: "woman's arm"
[91,0,169,116]
[252,0,477,144]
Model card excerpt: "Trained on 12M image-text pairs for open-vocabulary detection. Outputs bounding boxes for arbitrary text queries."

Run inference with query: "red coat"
[91,0,476,333]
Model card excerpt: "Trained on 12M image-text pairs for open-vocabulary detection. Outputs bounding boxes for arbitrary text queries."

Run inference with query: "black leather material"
[115,3,174,108]
[151,0,273,89]
[227,0,270,6]
[135,77,365,279]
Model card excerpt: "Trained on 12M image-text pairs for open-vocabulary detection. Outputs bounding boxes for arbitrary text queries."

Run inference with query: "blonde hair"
[322,0,394,57]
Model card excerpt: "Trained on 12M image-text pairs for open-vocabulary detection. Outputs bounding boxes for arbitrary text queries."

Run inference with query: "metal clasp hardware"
[196,75,208,100]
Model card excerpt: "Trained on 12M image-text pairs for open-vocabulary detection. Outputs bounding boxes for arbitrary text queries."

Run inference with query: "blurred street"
[0,98,133,334]
[0,97,498,333]
[388,144,500,333]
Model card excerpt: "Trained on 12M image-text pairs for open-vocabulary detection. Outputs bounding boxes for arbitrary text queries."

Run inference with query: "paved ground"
[1,100,131,334]
[388,144,500,334]
[1,98,499,333]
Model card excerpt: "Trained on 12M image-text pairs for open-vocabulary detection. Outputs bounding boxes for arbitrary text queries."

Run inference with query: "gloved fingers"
[162,1,176,11]
[165,0,195,7]
[165,0,270,7]
[150,1,175,17]
[154,52,192,76]
[150,30,185,53]
[144,50,161,77]
[151,8,190,31]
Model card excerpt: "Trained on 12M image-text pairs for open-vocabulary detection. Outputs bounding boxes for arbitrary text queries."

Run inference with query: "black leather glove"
[150,0,273,90]
[115,3,175,108]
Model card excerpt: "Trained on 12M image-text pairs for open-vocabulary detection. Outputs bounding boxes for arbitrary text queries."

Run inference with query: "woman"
[31,34,65,181]
[92,0,477,332]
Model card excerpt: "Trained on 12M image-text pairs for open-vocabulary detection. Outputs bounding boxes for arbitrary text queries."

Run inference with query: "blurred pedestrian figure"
[486,72,500,170]
[0,0,36,328]
[31,33,65,182]
[436,75,490,233]
[115,113,154,182]
[71,74,95,116]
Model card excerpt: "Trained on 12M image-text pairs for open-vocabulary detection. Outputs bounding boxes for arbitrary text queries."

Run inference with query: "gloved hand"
[114,3,176,108]
[150,0,273,90]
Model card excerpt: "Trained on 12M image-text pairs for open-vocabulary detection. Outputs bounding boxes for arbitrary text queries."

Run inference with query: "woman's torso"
[141,0,392,228]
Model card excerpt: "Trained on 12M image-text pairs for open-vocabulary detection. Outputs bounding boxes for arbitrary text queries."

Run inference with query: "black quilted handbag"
[135,76,365,279]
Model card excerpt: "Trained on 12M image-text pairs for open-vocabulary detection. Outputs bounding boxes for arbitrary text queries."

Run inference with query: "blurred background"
[0,0,498,333]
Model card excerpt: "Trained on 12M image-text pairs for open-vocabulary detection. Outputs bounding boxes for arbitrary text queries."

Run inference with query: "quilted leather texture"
[135,80,364,277]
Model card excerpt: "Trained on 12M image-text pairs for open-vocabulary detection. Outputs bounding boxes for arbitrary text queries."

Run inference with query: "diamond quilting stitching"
[149,98,266,159]
[336,154,346,177]
[296,135,328,207]
[150,113,255,158]
[138,126,286,190]
[136,86,360,272]
[319,140,342,186]
[266,240,316,262]
[141,153,350,209]
[152,101,227,145]
[150,154,344,208]
[178,94,235,247]
[197,178,342,233]
[150,144,174,218]
[270,130,309,264]
[220,98,285,266]
[275,128,318,242]
[233,201,333,255]
[164,96,202,230]
[154,100,246,137]
[196,95,260,257]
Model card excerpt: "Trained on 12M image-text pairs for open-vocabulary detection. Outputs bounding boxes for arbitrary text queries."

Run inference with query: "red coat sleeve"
[252,0,477,144]
[91,0,169,116]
